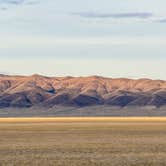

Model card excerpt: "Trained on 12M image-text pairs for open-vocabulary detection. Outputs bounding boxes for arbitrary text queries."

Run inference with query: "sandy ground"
[0,117,166,165]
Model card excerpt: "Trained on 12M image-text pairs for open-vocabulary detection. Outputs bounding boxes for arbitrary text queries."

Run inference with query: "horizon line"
[0,73,165,81]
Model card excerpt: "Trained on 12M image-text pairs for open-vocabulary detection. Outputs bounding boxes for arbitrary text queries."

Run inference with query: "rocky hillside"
[0,74,166,108]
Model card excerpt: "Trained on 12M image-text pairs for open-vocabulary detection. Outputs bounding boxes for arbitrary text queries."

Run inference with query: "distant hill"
[0,74,166,108]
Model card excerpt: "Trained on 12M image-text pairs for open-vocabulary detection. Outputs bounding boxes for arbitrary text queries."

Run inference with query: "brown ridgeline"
[0,74,166,108]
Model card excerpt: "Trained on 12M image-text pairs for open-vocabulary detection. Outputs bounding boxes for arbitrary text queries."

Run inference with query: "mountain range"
[0,74,166,108]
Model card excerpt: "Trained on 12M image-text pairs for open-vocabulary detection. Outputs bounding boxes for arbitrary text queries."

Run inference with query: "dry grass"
[0,117,166,166]
[1,117,166,122]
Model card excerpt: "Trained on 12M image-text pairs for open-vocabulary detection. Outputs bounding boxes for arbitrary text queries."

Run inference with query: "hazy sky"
[0,0,166,79]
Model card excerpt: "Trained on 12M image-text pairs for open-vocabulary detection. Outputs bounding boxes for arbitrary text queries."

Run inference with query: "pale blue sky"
[0,0,166,79]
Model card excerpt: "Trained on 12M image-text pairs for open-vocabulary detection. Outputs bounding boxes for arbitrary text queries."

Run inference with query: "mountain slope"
[0,74,166,108]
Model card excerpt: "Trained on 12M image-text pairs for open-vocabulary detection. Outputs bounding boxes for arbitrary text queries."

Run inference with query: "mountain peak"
[30,74,44,78]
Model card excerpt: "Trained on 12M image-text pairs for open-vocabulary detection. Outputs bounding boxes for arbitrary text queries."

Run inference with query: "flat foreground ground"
[0,118,166,166]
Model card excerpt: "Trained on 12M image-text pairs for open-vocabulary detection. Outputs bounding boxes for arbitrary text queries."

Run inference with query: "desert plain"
[0,117,166,166]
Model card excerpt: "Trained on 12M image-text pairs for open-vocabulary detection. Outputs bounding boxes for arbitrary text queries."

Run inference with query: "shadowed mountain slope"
[0,74,166,108]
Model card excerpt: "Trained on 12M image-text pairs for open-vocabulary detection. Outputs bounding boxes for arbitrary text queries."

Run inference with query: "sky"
[0,0,166,79]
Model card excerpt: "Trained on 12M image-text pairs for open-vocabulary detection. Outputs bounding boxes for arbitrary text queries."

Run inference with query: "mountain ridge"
[0,74,166,108]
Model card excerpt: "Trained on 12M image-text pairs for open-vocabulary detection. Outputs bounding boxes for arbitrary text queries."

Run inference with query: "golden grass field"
[0,117,166,166]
